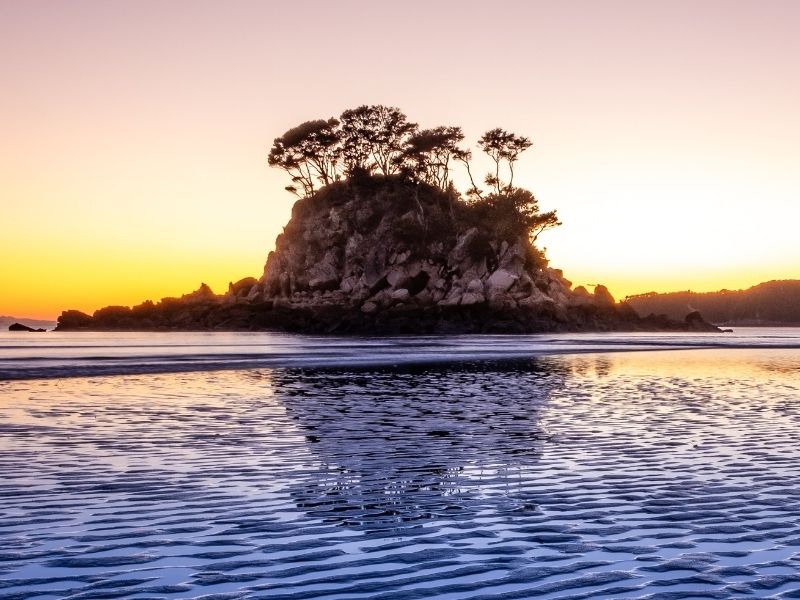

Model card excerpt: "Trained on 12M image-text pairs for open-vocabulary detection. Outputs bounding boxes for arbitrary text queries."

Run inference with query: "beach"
[1,331,800,598]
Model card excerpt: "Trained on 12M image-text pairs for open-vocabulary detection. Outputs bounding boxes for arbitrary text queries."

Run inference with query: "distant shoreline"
[626,280,800,325]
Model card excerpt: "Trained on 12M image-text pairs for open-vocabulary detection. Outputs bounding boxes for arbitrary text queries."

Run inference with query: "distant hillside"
[626,280,800,325]
[1,316,57,331]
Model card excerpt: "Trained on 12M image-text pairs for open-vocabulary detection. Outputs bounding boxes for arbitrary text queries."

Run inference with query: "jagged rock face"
[246,180,597,318]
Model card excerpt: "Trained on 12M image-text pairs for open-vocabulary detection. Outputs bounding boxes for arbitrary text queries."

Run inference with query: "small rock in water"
[8,322,46,332]
[426,430,451,437]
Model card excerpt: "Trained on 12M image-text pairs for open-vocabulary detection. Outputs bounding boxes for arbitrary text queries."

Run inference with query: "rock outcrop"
[55,177,719,333]
[8,322,46,332]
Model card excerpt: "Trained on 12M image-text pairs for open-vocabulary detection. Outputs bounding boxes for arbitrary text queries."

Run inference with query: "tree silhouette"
[338,106,373,175]
[453,147,483,201]
[472,188,561,243]
[339,105,417,176]
[268,118,341,196]
[399,126,464,190]
[478,128,532,193]
[265,107,560,246]
[506,188,560,242]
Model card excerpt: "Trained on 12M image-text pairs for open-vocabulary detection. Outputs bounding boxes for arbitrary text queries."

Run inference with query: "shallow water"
[2,338,800,598]
[1,328,799,380]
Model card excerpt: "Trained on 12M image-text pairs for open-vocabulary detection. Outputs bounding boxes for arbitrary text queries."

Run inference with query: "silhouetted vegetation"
[478,128,532,193]
[626,280,800,324]
[339,105,416,177]
[460,189,560,243]
[267,118,341,196]
[399,126,464,189]
[268,105,560,244]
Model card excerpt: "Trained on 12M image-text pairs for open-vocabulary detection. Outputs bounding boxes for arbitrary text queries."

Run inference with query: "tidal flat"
[1,336,800,599]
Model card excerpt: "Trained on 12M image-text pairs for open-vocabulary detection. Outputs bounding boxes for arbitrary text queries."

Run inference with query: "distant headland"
[627,280,800,326]
[55,105,718,334]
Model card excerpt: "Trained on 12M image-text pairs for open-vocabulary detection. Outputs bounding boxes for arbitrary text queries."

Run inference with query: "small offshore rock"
[8,322,46,332]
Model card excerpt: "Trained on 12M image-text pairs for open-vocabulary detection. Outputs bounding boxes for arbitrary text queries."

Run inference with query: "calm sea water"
[1,328,800,380]
[1,329,800,598]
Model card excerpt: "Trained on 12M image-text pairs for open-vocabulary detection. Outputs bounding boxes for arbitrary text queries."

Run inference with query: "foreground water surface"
[2,328,800,380]
[1,330,800,598]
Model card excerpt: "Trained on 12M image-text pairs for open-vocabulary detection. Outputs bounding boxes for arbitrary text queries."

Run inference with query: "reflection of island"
[272,360,567,531]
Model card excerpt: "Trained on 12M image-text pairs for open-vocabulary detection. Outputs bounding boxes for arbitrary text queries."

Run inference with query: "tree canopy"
[399,126,464,189]
[478,128,532,193]
[267,105,559,243]
[339,105,416,176]
[267,118,340,196]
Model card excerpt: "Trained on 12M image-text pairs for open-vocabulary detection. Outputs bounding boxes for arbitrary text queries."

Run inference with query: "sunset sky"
[2,0,798,320]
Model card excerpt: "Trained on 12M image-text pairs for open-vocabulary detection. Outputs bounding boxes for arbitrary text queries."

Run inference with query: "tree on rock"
[339,105,417,176]
[464,188,560,244]
[478,128,532,193]
[399,126,465,190]
[268,118,341,196]
[265,107,560,248]
[453,146,483,201]
[500,188,560,242]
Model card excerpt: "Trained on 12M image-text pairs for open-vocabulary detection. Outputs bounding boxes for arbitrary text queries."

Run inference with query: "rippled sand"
[2,349,800,599]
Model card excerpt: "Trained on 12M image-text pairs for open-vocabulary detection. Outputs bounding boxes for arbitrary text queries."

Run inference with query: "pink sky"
[2,0,799,318]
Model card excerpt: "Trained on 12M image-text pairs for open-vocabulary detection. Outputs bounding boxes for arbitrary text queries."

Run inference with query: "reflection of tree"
[755,356,800,377]
[566,355,614,379]
[272,360,567,532]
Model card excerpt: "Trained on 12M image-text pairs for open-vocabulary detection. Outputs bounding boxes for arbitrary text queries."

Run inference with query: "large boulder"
[448,227,481,268]
[390,288,411,302]
[593,284,615,306]
[569,285,594,307]
[308,250,340,291]
[226,277,258,302]
[486,269,519,294]
[460,279,485,306]
[499,239,527,271]
[363,245,389,288]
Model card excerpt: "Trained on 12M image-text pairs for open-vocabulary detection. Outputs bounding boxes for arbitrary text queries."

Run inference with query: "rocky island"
[56,105,717,334]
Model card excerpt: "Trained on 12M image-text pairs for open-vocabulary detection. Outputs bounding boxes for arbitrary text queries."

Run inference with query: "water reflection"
[566,354,614,379]
[271,360,567,531]
[3,350,800,598]
[565,348,800,384]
